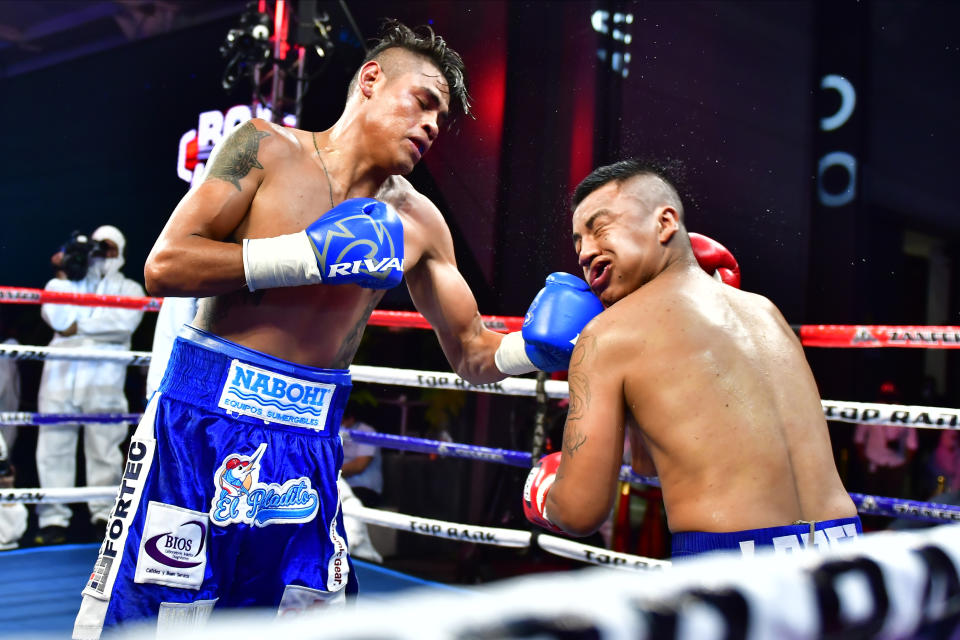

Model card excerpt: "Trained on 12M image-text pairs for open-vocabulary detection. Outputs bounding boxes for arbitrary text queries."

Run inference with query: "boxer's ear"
[656,206,679,244]
[358,60,383,100]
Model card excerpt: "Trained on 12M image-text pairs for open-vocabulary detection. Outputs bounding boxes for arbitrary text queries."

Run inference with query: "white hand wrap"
[242,233,322,292]
[494,331,538,376]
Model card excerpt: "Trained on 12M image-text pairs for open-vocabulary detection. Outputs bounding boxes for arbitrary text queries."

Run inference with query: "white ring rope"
[2,343,958,430]
[820,399,960,430]
[0,486,665,571]
[349,364,571,399]
[4,402,960,435]
[342,503,531,548]
[5,397,958,430]
[537,534,671,571]
[0,343,152,366]
[1,486,116,504]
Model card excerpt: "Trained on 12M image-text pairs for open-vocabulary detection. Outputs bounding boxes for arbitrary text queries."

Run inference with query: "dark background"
[0,1,958,567]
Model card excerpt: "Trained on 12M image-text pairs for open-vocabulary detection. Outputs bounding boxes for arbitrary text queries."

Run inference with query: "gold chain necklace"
[311,132,336,209]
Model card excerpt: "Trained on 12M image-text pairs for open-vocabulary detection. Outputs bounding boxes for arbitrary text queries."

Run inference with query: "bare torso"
[609,265,856,532]
[193,126,431,368]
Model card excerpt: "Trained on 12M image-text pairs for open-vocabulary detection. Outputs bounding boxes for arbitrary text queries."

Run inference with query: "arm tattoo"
[562,423,587,458]
[205,122,271,192]
[330,293,383,369]
[566,371,590,423]
[562,336,599,460]
[562,371,591,458]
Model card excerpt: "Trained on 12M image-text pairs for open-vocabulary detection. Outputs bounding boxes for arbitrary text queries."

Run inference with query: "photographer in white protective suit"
[34,225,145,545]
[0,432,26,550]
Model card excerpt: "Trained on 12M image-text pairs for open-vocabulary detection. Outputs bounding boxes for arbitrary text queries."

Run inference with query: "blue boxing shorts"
[671,516,863,559]
[73,326,356,640]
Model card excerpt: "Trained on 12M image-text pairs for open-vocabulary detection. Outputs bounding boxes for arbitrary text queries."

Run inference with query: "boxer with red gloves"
[524,159,859,557]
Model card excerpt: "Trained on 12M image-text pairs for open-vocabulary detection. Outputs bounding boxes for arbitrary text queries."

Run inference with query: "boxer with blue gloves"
[77,21,524,639]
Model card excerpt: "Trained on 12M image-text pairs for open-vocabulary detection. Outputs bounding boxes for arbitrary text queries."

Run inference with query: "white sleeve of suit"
[75,279,146,338]
[40,278,80,332]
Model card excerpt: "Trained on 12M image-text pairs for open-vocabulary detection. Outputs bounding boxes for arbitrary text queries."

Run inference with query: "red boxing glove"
[689,232,741,289]
[523,452,565,534]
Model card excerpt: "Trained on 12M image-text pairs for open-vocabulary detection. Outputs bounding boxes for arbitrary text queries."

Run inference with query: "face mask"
[90,225,126,280]
[88,256,123,280]
[88,257,106,280]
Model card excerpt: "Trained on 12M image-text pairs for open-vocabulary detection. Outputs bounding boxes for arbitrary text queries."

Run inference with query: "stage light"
[591,10,634,79]
[220,3,274,90]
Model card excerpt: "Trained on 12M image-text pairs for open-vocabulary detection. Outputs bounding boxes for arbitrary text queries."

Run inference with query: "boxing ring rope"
[0,412,142,426]
[0,287,163,311]
[0,482,669,572]
[800,324,960,348]
[0,286,523,333]
[8,397,956,432]
[5,285,960,347]
[4,416,960,528]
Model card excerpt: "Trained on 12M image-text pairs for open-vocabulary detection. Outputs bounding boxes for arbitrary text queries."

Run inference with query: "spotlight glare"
[591,10,609,34]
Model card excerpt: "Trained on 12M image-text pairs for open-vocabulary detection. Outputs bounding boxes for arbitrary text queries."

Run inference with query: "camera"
[59,230,109,281]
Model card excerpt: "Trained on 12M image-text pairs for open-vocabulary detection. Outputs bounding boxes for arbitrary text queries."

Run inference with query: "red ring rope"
[798,324,960,349]
[0,286,162,311]
[5,286,959,347]
[0,286,523,333]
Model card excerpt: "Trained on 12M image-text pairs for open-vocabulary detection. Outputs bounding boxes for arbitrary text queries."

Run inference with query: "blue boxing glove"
[243,198,404,291]
[495,272,604,374]
[306,198,404,288]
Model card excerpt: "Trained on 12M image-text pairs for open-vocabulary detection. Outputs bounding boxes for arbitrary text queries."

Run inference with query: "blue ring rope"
[3,411,957,524]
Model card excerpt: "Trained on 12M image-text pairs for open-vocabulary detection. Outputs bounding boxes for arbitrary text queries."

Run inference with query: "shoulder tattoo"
[205,121,271,192]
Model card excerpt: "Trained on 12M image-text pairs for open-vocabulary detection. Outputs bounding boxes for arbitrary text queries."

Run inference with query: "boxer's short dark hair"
[348,19,472,125]
[572,159,686,218]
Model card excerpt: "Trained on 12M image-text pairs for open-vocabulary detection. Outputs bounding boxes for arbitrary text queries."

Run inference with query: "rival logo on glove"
[327,257,404,279]
[311,208,403,287]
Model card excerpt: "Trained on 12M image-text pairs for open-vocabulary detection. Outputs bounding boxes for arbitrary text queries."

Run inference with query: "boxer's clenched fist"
[495,273,604,375]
